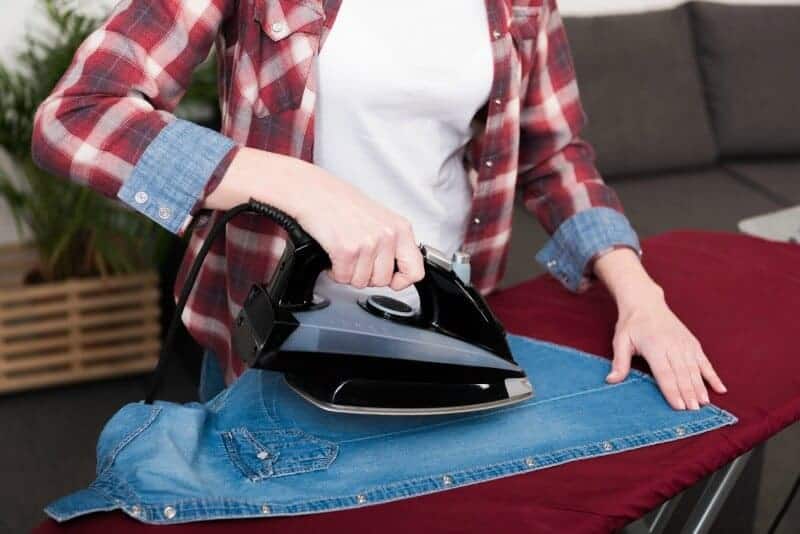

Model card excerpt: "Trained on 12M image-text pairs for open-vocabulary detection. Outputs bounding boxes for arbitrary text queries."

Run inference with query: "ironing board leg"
[679,449,754,534]
[623,494,684,534]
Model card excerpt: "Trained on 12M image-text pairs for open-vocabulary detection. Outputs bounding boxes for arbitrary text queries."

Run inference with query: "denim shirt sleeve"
[117,119,237,235]
[535,207,641,292]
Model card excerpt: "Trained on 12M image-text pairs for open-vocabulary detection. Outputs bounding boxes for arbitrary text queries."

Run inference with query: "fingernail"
[690,400,700,410]
[721,385,728,393]
[677,400,686,410]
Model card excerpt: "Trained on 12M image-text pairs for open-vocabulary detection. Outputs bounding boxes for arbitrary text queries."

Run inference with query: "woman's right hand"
[204,147,425,290]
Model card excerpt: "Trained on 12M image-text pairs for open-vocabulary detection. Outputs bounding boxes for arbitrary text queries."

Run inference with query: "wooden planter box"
[0,244,160,394]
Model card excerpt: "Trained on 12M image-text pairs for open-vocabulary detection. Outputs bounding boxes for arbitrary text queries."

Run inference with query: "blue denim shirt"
[45,334,735,525]
[116,119,640,291]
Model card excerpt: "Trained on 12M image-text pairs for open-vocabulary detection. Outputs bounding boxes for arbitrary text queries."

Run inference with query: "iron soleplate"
[284,373,533,416]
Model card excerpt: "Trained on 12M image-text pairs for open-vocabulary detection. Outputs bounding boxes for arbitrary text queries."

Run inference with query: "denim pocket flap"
[222,427,337,481]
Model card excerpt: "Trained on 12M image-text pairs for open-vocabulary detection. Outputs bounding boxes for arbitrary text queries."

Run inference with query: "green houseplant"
[0,0,220,282]
[0,0,220,393]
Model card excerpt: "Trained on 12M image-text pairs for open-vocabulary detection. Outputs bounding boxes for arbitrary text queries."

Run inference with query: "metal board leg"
[680,450,754,534]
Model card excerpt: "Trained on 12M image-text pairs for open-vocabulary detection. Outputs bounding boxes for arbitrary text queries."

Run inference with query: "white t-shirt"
[312,0,494,258]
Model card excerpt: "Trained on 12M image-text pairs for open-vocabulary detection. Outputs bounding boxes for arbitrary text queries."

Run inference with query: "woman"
[31,0,725,410]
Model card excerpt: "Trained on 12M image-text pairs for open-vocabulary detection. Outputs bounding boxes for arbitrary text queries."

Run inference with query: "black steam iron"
[146,199,533,415]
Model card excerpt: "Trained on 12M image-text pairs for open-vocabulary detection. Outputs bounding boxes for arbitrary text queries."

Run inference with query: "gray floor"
[2,164,799,533]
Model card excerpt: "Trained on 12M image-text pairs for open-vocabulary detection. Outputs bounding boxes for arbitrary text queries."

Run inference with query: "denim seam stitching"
[338,378,644,444]
[97,405,162,476]
[119,413,735,522]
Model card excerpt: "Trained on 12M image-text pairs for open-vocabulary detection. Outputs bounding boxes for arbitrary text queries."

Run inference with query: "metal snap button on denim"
[675,426,687,437]
[133,191,148,204]
[260,503,271,515]
[158,206,172,220]
[442,475,453,486]
[356,494,367,504]
[130,505,142,517]
[163,505,177,519]
[524,457,536,468]
[256,450,270,460]
[602,441,613,451]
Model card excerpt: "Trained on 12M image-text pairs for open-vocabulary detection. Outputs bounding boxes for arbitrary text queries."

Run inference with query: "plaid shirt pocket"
[509,4,542,43]
[240,0,325,117]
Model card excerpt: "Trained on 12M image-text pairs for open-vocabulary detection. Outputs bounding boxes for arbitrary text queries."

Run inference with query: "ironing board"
[34,230,800,533]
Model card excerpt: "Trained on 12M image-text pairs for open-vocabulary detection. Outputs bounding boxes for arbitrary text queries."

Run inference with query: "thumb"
[607,333,634,383]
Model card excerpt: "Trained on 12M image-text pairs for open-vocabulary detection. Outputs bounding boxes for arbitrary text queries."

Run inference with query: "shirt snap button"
[163,506,177,519]
[256,450,270,460]
[602,441,613,452]
[492,29,502,39]
[356,494,367,504]
[675,426,687,437]
[158,206,172,220]
[525,457,536,468]
[442,475,453,486]
[271,21,286,35]
[133,191,148,204]
[473,217,481,225]
[493,98,502,105]
[484,160,493,168]
[546,260,557,269]
[260,503,271,515]
[130,505,142,517]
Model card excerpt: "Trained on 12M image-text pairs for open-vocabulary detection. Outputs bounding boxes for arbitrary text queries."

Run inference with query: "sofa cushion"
[725,159,800,205]
[691,2,800,157]
[611,167,780,236]
[564,6,718,177]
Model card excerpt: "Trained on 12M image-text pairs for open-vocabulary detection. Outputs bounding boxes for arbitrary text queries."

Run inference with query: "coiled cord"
[145,199,306,404]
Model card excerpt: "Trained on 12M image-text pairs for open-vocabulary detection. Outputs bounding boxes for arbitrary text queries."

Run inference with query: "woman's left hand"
[592,248,727,410]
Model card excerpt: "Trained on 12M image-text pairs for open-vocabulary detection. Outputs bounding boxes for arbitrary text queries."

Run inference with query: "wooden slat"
[0,252,162,393]
[76,321,160,346]
[0,272,158,305]
[0,336,71,357]
[0,287,160,321]
[0,306,157,337]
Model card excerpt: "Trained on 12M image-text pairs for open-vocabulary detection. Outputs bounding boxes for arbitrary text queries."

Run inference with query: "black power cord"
[145,199,306,404]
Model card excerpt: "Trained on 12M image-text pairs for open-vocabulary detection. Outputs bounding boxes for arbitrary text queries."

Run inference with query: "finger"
[330,243,358,285]
[350,238,377,289]
[391,223,424,290]
[607,333,634,383]
[648,357,686,410]
[685,354,709,405]
[667,350,699,410]
[369,227,396,287]
[697,351,727,394]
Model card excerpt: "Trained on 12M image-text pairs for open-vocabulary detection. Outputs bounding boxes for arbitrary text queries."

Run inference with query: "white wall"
[0,0,798,244]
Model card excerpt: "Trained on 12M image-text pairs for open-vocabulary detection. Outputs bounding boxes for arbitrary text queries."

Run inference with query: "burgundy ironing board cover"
[34,231,800,533]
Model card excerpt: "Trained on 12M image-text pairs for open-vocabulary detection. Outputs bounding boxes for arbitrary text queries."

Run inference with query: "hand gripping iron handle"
[146,199,511,404]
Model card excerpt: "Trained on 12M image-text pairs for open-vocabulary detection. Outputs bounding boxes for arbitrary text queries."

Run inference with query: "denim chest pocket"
[221,427,338,482]
[236,0,324,118]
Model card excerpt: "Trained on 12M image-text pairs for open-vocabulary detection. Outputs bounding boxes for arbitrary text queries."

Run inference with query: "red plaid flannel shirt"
[33,0,626,382]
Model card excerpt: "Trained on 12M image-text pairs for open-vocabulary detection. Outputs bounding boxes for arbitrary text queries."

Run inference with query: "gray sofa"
[504,1,800,287]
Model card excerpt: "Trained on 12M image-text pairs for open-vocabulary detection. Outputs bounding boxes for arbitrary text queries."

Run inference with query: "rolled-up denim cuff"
[117,119,237,235]
[535,207,641,292]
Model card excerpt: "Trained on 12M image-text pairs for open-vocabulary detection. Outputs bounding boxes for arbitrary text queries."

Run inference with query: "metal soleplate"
[285,376,534,416]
